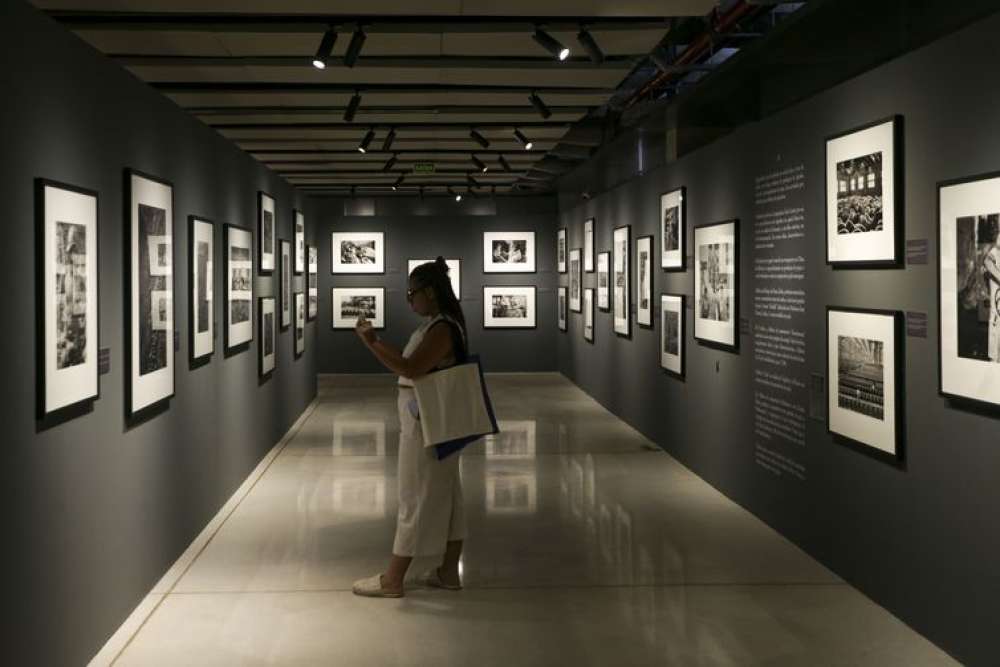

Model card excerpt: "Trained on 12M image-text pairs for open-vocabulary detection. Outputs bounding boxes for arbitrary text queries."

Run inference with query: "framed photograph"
[279,239,291,330]
[557,286,567,332]
[661,187,686,270]
[189,215,214,365]
[259,296,276,378]
[483,286,536,328]
[332,287,386,330]
[660,294,684,379]
[584,218,595,272]
[694,220,739,351]
[557,228,567,274]
[938,171,1000,407]
[36,179,99,419]
[307,245,318,321]
[224,223,254,352]
[483,231,536,273]
[827,307,903,461]
[408,258,461,300]
[597,251,610,311]
[584,288,594,343]
[258,191,275,274]
[331,231,385,274]
[294,209,305,275]
[826,116,903,266]
[125,169,174,418]
[569,248,582,312]
[613,225,631,337]
[294,292,305,357]
[636,235,654,327]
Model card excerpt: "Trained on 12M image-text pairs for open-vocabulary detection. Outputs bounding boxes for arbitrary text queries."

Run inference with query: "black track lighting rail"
[209,121,568,130]
[110,54,638,69]
[151,82,615,94]
[186,104,594,116]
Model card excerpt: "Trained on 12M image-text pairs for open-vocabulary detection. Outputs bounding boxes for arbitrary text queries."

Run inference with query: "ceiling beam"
[152,82,614,94]
[210,121,569,130]
[246,148,547,155]
[113,54,638,69]
[187,104,592,117]
[47,12,674,33]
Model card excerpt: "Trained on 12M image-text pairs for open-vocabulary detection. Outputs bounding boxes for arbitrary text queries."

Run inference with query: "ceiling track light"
[470,128,490,149]
[577,28,605,64]
[312,27,338,70]
[344,27,367,68]
[514,128,533,150]
[528,91,552,120]
[471,154,488,173]
[467,174,479,189]
[392,174,404,191]
[533,27,570,61]
[449,186,462,202]
[382,154,397,172]
[381,127,396,151]
[343,91,362,122]
[498,154,512,172]
[357,128,375,153]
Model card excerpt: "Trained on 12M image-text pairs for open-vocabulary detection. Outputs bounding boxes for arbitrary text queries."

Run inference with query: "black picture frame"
[557,286,568,332]
[825,114,904,269]
[660,186,686,272]
[636,234,655,329]
[482,285,537,329]
[307,244,318,321]
[188,214,215,368]
[482,231,537,274]
[597,251,611,312]
[257,190,275,275]
[331,287,387,330]
[584,218,595,273]
[294,208,305,275]
[583,288,595,343]
[613,224,631,339]
[258,296,276,380]
[330,231,386,275]
[223,222,254,356]
[826,306,905,466]
[294,291,305,358]
[693,219,739,353]
[279,238,291,330]
[569,247,582,313]
[660,293,685,380]
[123,168,176,422]
[35,177,101,422]
[557,227,567,274]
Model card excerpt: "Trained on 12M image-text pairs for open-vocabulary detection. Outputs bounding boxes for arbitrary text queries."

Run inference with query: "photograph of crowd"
[837,152,883,235]
[838,336,885,420]
[341,295,377,320]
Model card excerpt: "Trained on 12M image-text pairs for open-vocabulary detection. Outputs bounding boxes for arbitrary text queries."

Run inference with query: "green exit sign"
[412,163,435,175]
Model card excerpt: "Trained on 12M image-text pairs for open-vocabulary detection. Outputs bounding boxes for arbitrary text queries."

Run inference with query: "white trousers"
[393,388,466,557]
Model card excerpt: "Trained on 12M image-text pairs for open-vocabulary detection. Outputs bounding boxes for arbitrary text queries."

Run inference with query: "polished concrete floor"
[112,374,953,666]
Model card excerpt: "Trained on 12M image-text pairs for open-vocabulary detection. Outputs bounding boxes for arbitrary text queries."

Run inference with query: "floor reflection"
[485,420,538,515]
[332,477,387,517]
[332,419,387,456]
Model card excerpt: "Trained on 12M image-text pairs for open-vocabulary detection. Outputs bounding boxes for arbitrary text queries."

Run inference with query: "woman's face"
[407,278,434,316]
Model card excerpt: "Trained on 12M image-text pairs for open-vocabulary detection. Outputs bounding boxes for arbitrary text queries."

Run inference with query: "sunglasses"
[406,285,428,301]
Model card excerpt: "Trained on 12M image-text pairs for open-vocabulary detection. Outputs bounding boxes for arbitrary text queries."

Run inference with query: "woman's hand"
[355,317,377,346]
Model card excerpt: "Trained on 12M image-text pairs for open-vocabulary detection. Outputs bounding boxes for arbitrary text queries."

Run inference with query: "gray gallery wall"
[556,12,1000,666]
[310,196,559,373]
[2,3,319,665]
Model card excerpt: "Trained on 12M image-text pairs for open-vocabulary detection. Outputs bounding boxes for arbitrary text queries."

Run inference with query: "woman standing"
[352,257,467,597]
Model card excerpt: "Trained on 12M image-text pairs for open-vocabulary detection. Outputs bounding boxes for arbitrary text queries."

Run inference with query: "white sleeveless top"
[397,314,466,387]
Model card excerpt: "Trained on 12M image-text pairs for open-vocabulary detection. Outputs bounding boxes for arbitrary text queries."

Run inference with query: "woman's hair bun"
[435,256,449,273]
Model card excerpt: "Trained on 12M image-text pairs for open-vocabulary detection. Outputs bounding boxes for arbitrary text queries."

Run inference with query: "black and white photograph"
[597,251,610,311]
[258,191,275,274]
[483,286,536,328]
[331,231,385,274]
[660,294,684,378]
[557,228,567,274]
[661,187,686,270]
[409,259,461,300]
[280,239,291,329]
[827,307,902,460]
[308,245,318,320]
[295,292,305,357]
[225,223,253,352]
[637,235,653,327]
[126,170,174,417]
[558,286,567,332]
[189,216,214,364]
[332,287,386,329]
[584,219,595,272]
[569,248,582,312]
[584,288,594,343]
[37,179,99,418]
[694,220,739,351]
[938,172,1000,407]
[294,209,305,275]
[483,231,536,273]
[826,116,901,266]
[613,225,631,337]
[259,296,276,378]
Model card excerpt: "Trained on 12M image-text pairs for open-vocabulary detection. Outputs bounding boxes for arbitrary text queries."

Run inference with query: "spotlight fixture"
[533,28,570,61]
[498,154,512,172]
[357,128,375,153]
[418,186,425,200]
[382,154,397,172]
[449,186,462,202]
[392,174,404,191]
[650,46,672,74]
[467,174,479,189]
[471,155,488,173]
[528,92,552,120]
[470,128,490,149]
[343,91,362,122]
[344,27,367,68]
[514,128,533,150]
[576,28,604,64]
[381,127,396,151]
[312,27,337,69]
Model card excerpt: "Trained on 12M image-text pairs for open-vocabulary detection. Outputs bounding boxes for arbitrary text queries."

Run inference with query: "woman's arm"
[357,320,454,379]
